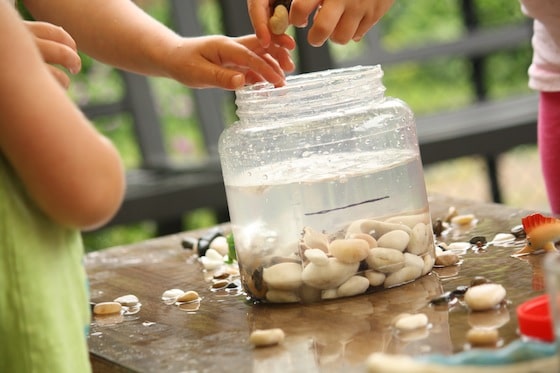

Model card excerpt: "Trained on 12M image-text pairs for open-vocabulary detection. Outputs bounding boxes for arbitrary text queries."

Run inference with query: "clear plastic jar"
[219,65,435,304]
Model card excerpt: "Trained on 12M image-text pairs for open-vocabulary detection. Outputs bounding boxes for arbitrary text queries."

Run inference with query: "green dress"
[0,154,91,372]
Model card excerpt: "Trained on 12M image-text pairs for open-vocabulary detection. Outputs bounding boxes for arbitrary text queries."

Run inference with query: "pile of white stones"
[241,212,436,303]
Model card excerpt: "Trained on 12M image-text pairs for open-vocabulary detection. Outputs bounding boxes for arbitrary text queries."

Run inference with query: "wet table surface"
[86,194,557,372]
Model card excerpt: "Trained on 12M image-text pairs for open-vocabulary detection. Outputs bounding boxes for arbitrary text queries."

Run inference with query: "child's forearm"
[23,0,182,78]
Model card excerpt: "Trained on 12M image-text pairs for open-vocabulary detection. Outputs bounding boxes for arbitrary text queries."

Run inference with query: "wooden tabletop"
[86,194,557,372]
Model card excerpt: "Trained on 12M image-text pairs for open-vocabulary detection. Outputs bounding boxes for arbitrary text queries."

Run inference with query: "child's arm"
[22,0,294,89]
[0,3,125,231]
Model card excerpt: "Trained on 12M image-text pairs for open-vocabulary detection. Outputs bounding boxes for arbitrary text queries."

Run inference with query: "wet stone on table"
[510,224,526,239]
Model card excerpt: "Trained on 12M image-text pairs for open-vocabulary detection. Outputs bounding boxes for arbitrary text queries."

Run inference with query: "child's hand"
[248,0,395,48]
[247,0,297,49]
[291,0,395,46]
[24,21,81,89]
[166,35,295,90]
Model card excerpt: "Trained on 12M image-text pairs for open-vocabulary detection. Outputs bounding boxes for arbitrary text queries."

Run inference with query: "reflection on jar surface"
[219,65,435,303]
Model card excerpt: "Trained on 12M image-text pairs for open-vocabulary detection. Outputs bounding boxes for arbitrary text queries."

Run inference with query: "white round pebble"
[491,233,515,245]
[384,266,421,288]
[394,313,429,331]
[451,214,476,226]
[162,288,184,300]
[262,262,303,290]
[377,230,410,252]
[199,256,223,270]
[209,236,229,256]
[466,328,499,346]
[204,248,224,261]
[301,258,358,290]
[266,289,300,303]
[366,247,405,273]
[435,251,460,267]
[93,302,122,315]
[446,241,471,255]
[113,294,139,307]
[249,328,285,347]
[464,283,507,311]
[329,238,370,264]
[407,223,431,255]
[337,275,370,297]
[304,248,329,266]
[349,233,377,248]
[365,271,386,287]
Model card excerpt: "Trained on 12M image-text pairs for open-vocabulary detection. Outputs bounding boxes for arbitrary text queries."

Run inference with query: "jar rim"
[236,65,383,96]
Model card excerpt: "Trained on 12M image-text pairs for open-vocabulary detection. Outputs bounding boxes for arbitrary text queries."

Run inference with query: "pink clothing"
[538,91,560,215]
[521,0,560,91]
[521,1,560,214]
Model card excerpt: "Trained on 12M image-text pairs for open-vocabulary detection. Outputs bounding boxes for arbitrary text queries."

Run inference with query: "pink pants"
[538,91,560,214]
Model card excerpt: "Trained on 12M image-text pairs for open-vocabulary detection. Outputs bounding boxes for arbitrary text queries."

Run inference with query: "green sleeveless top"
[0,154,91,372]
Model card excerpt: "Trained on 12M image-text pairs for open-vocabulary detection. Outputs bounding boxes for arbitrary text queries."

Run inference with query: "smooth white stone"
[329,238,370,264]
[491,233,515,245]
[346,219,411,239]
[114,294,139,306]
[301,258,359,290]
[162,289,184,300]
[205,248,224,261]
[466,328,499,346]
[435,251,460,267]
[266,289,300,303]
[199,256,224,270]
[404,253,424,270]
[377,230,410,252]
[249,328,285,347]
[365,270,386,287]
[385,213,430,228]
[366,247,405,273]
[421,254,435,275]
[209,236,229,256]
[451,214,476,226]
[321,288,339,300]
[407,223,431,255]
[262,262,303,290]
[464,283,507,311]
[93,302,122,315]
[394,313,429,331]
[337,275,370,297]
[347,233,377,248]
[384,266,422,288]
[447,242,471,255]
[304,248,330,266]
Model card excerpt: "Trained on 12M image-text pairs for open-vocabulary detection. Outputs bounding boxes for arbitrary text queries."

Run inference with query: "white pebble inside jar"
[237,210,435,303]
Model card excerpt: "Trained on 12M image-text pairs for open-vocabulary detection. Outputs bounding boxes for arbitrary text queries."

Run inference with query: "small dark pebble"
[252,267,265,292]
[470,276,491,287]
[511,224,526,239]
[273,0,292,11]
[181,237,198,250]
[430,291,456,306]
[452,285,469,296]
[197,227,224,257]
[469,236,487,247]
[433,218,444,237]
[226,281,239,289]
